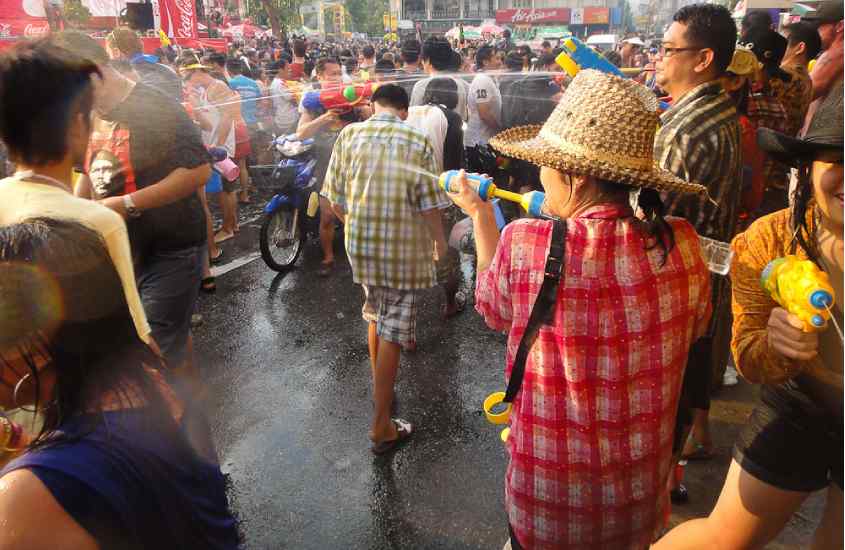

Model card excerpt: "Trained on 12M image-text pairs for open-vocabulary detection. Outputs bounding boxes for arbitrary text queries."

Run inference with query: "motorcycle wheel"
[259,207,303,271]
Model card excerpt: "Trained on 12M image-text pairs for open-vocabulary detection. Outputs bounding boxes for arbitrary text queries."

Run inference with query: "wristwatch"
[123,194,142,218]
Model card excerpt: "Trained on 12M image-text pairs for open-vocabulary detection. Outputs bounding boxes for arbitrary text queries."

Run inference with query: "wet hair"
[541,40,551,49]
[421,36,454,71]
[371,83,409,111]
[293,40,307,58]
[784,22,822,61]
[315,56,340,76]
[422,77,458,110]
[790,162,820,264]
[594,180,676,264]
[362,45,375,59]
[673,3,737,74]
[475,45,496,70]
[0,39,99,165]
[504,51,524,71]
[0,219,171,450]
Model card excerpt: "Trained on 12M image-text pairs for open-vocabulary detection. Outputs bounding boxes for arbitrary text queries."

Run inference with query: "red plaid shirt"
[476,205,711,549]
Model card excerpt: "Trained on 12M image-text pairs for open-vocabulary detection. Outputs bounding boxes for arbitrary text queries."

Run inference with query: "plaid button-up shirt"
[323,112,449,290]
[476,207,711,549]
[655,81,742,243]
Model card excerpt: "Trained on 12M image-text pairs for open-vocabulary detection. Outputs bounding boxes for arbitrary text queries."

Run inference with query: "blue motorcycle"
[252,136,321,271]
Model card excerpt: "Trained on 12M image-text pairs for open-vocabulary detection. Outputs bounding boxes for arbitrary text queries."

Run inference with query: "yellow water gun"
[761,256,835,332]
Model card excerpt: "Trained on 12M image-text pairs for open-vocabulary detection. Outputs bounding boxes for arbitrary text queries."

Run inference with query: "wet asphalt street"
[194,193,823,550]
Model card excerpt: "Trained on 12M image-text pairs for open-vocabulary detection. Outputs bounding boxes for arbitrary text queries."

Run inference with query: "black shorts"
[734,384,844,492]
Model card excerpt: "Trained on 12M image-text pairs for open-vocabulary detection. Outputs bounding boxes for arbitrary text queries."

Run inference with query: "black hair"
[421,36,454,71]
[225,57,244,75]
[293,39,307,58]
[536,52,558,68]
[423,77,458,110]
[0,39,99,166]
[0,219,173,450]
[741,10,773,34]
[401,39,421,63]
[315,56,341,75]
[541,40,551,49]
[591,180,675,264]
[790,162,820,264]
[673,3,737,74]
[371,83,409,111]
[362,45,375,59]
[475,45,496,70]
[374,58,396,75]
[784,21,822,61]
[743,26,790,80]
[207,52,227,67]
[604,50,623,67]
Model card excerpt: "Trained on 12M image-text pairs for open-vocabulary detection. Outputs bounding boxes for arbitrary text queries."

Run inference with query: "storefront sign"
[495,8,570,25]
[583,7,609,24]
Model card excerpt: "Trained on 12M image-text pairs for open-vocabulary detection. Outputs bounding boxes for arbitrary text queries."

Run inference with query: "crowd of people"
[0,1,842,548]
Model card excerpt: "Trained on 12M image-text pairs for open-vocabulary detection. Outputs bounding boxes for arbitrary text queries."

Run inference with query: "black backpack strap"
[504,219,567,403]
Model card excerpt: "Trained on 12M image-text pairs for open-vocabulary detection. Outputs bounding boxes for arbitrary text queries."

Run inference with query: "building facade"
[400,0,619,37]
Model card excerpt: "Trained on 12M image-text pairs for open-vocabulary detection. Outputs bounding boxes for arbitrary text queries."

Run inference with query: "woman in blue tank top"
[0,219,240,550]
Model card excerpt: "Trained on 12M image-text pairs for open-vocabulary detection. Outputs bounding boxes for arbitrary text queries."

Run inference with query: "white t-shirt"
[0,177,151,343]
[405,105,448,173]
[465,72,501,147]
[410,75,470,122]
[270,77,299,133]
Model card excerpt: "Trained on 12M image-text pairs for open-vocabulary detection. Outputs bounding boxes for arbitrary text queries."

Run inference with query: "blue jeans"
[137,245,203,367]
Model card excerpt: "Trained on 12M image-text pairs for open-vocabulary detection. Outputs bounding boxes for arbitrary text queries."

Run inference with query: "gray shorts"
[137,245,203,367]
[361,285,417,346]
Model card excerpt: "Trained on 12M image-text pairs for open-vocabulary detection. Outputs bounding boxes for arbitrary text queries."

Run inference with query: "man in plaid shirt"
[323,84,450,454]
[653,3,741,496]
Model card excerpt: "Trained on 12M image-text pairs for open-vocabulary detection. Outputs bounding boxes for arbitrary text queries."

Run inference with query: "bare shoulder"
[0,468,98,550]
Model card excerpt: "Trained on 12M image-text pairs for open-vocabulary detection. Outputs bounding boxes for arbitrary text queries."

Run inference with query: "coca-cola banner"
[0,0,50,39]
[495,8,570,25]
[152,0,198,39]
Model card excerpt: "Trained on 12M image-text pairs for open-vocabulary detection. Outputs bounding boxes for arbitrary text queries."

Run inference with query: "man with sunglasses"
[652,3,742,502]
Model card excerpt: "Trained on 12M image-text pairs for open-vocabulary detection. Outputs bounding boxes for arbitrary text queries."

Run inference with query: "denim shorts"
[137,245,203,367]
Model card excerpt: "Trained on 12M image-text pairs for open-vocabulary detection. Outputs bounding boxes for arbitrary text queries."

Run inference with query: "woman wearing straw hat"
[445,69,713,549]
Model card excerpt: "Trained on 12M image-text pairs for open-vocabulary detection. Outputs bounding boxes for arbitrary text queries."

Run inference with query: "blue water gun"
[555,37,624,79]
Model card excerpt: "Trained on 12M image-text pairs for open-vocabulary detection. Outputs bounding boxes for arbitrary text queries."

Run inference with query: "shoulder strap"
[504,219,567,403]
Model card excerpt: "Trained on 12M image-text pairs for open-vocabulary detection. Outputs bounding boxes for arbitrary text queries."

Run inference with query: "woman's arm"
[731,226,818,383]
[0,469,98,550]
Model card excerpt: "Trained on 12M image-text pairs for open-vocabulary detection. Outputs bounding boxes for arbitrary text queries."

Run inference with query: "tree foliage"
[344,0,389,35]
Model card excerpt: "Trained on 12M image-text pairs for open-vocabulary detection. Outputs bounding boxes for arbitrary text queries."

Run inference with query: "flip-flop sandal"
[371,418,413,455]
[210,249,225,265]
[214,231,234,244]
[200,277,217,293]
[681,435,714,461]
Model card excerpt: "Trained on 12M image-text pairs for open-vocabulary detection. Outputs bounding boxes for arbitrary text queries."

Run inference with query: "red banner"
[583,7,609,24]
[152,0,198,39]
[495,8,570,25]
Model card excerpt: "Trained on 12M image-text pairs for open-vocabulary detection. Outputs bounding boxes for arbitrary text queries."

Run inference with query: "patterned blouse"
[323,112,449,290]
[476,205,711,549]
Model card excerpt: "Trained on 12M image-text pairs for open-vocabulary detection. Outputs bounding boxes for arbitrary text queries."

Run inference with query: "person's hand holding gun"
[767,308,819,361]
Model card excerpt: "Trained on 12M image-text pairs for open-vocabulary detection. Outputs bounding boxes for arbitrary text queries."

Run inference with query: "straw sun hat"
[489,69,707,195]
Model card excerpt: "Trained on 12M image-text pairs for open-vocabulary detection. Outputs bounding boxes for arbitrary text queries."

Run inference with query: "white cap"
[623,37,646,47]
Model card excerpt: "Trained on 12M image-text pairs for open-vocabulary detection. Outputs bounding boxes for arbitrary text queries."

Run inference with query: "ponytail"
[638,187,676,266]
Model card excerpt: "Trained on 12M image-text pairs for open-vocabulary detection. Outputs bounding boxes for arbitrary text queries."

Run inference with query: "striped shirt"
[655,81,742,243]
[323,112,450,290]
